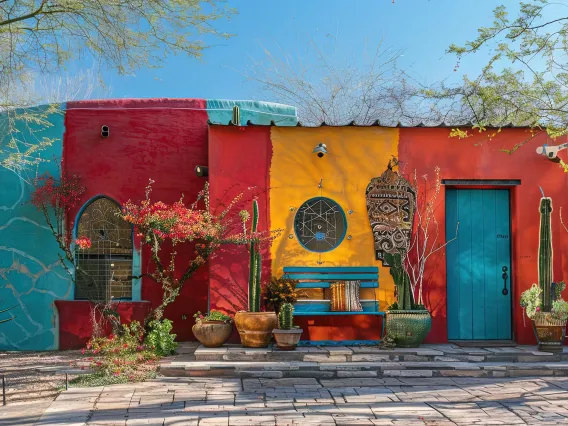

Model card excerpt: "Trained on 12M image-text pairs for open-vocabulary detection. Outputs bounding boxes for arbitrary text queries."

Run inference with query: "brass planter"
[192,321,232,348]
[385,310,432,348]
[234,311,277,348]
[533,313,567,353]
[273,328,303,351]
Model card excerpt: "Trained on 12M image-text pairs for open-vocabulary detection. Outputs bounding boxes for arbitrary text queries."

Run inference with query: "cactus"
[384,252,414,310]
[232,106,240,126]
[538,197,554,311]
[248,199,261,312]
[278,303,294,329]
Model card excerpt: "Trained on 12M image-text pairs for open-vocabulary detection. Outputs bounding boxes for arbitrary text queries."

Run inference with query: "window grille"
[75,198,133,301]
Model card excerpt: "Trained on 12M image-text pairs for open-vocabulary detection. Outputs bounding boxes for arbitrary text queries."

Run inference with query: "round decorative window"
[294,197,347,252]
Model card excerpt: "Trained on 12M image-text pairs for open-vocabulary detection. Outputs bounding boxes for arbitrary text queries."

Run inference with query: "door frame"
[443,182,518,341]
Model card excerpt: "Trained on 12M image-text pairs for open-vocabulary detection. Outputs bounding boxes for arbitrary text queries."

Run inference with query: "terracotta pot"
[273,328,303,351]
[192,321,232,348]
[532,313,567,353]
[234,311,277,348]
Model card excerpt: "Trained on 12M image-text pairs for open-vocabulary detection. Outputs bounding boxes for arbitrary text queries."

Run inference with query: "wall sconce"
[288,234,294,239]
[101,125,110,138]
[536,143,568,162]
[195,166,209,177]
[347,235,352,240]
[313,143,328,158]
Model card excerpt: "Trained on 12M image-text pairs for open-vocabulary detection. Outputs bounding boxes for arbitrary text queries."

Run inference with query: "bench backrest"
[282,266,379,289]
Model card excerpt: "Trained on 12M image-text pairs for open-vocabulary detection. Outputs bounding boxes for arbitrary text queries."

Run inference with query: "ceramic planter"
[532,313,567,353]
[385,310,432,348]
[234,311,277,348]
[273,328,303,351]
[192,321,232,348]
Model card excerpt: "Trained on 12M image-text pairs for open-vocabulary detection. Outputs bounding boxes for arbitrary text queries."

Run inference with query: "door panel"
[446,189,512,340]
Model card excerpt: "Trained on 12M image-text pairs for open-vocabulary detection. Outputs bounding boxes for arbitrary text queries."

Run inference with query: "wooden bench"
[283,266,385,345]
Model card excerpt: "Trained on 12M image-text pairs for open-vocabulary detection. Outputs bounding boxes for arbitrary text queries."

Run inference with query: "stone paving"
[12,375,568,425]
[160,344,568,379]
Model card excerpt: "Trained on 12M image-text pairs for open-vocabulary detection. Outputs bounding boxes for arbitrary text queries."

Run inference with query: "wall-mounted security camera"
[195,165,209,177]
[536,143,568,162]
[101,125,110,138]
[313,143,328,158]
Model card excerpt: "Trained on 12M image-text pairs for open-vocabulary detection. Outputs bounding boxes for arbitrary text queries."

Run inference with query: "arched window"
[75,197,133,301]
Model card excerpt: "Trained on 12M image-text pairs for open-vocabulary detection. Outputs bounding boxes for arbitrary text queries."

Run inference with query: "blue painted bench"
[283,266,385,345]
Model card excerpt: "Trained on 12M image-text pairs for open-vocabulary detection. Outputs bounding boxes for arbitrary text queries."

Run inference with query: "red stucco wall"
[208,126,273,341]
[55,301,150,350]
[64,99,210,342]
[399,128,568,344]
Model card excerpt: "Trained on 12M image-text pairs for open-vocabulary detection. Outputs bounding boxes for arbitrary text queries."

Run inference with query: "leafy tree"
[1,0,235,173]
[431,1,568,137]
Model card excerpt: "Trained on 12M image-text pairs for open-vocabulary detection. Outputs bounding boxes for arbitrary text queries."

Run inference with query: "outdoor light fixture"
[536,142,568,162]
[101,125,110,138]
[313,143,328,158]
[195,166,209,177]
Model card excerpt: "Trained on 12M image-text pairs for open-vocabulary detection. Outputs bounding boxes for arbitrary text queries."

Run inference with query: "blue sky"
[103,0,529,102]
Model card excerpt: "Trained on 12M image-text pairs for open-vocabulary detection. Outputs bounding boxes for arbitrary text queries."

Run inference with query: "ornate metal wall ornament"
[365,161,416,266]
[294,197,347,253]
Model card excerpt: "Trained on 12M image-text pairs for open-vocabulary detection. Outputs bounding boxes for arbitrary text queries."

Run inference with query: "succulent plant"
[248,199,261,312]
[384,252,414,310]
[538,197,553,311]
[278,303,294,330]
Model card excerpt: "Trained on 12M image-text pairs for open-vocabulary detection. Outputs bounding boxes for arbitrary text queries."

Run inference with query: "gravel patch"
[0,350,83,404]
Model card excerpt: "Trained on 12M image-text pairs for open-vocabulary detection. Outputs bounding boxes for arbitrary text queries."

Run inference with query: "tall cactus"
[538,197,553,311]
[278,303,294,329]
[232,106,240,126]
[385,252,414,310]
[248,199,261,312]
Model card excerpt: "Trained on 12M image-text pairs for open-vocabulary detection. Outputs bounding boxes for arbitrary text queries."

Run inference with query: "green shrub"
[84,321,158,383]
[144,319,178,356]
[551,299,568,322]
[193,310,232,323]
[520,284,542,319]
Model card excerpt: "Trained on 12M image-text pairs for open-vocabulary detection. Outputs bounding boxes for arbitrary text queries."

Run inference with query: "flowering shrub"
[193,310,232,323]
[119,180,279,325]
[263,276,300,313]
[144,319,178,356]
[75,236,92,250]
[76,321,158,385]
[31,174,89,278]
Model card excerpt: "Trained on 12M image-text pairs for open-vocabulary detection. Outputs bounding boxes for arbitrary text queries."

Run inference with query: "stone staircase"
[159,343,568,379]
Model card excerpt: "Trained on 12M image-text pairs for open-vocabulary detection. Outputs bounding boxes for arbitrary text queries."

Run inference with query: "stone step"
[192,344,568,364]
[159,360,568,379]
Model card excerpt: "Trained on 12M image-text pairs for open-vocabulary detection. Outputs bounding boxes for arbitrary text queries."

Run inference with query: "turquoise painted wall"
[206,99,297,126]
[0,105,71,350]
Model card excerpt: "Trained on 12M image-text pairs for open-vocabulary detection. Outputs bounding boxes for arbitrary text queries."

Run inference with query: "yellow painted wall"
[269,127,399,309]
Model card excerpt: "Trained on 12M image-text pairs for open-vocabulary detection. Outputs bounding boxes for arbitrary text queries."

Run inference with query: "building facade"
[1,98,566,349]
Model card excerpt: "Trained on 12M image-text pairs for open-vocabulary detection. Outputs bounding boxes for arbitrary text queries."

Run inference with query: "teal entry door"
[446,189,512,340]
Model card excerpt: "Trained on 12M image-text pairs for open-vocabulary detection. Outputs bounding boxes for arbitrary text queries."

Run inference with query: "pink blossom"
[75,236,92,250]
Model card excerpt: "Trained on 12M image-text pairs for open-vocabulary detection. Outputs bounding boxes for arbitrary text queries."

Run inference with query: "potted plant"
[263,275,299,314]
[385,252,432,347]
[384,166,457,347]
[272,303,302,350]
[192,310,233,348]
[520,196,568,352]
[234,200,277,347]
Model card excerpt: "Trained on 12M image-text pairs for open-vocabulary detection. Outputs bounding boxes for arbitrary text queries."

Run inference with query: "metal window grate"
[75,198,133,301]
